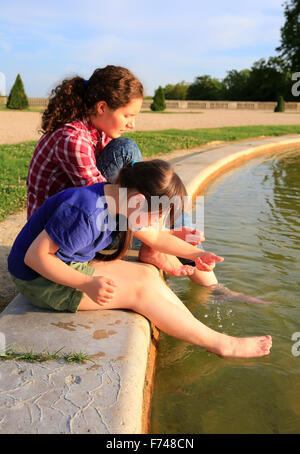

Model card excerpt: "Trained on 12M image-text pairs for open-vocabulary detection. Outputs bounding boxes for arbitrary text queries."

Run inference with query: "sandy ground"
[0,111,43,144]
[0,109,300,144]
[135,109,300,131]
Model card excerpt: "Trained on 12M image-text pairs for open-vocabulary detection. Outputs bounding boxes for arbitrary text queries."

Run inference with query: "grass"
[0,105,44,113]
[0,141,36,220]
[0,345,91,363]
[1,125,300,221]
[126,124,300,157]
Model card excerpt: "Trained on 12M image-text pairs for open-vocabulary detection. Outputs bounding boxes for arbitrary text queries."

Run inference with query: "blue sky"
[0,0,285,97]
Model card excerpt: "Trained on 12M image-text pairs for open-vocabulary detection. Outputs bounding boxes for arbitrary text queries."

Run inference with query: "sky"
[0,0,286,97]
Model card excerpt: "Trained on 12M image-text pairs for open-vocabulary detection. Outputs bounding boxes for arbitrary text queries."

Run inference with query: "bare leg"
[78,259,272,358]
[139,245,271,303]
[209,284,272,305]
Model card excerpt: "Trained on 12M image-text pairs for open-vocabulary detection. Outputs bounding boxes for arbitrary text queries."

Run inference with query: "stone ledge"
[0,254,160,434]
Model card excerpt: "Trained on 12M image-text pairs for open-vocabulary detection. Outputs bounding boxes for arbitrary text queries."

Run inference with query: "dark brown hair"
[41,65,144,133]
[97,159,188,261]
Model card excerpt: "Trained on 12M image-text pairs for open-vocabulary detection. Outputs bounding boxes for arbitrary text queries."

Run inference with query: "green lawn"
[0,141,35,220]
[126,124,300,157]
[0,105,44,113]
[1,124,300,221]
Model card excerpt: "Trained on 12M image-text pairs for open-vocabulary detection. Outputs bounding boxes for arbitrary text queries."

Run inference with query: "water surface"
[150,149,300,434]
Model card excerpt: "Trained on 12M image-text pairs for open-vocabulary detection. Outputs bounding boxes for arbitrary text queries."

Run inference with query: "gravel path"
[1,109,300,145]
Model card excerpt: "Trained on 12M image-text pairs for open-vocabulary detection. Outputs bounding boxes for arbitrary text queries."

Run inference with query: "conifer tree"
[274,96,285,112]
[6,74,29,109]
[150,86,166,111]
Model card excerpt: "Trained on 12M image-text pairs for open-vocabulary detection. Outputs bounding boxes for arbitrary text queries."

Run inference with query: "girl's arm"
[24,230,116,305]
[134,228,223,271]
[55,135,106,186]
[170,226,205,245]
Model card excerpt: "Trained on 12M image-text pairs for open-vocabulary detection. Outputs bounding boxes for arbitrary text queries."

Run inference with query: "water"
[150,149,300,434]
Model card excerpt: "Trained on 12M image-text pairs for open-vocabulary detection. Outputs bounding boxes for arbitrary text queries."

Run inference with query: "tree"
[151,86,166,111]
[6,74,29,109]
[223,69,251,100]
[276,0,300,72]
[246,57,292,101]
[274,96,285,112]
[186,75,224,100]
[164,81,189,100]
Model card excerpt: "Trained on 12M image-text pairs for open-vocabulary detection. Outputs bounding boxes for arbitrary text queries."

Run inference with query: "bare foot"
[139,244,195,276]
[215,334,272,358]
[211,284,272,305]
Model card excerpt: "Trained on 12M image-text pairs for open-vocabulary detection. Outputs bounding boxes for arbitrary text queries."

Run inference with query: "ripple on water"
[151,148,300,434]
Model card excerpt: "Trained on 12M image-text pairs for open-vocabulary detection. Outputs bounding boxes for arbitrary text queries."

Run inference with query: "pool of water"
[150,148,300,434]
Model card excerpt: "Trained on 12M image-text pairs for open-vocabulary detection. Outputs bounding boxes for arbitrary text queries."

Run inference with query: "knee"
[140,265,159,283]
[131,266,159,309]
[114,137,143,161]
[96,137,143,182]
[109,137,143,162]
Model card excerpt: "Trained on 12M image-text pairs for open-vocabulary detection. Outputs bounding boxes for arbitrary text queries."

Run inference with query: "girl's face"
[92,97,143,138]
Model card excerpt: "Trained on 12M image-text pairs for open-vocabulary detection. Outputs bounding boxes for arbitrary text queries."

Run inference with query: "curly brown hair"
[41,65,144,134]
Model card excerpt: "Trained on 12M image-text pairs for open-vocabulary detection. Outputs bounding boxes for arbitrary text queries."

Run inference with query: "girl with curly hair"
[27,65,144,219]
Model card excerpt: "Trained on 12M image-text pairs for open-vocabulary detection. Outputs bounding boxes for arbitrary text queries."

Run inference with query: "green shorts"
[10,261,95,313]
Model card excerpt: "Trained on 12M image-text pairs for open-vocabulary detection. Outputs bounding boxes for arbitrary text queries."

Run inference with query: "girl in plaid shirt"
[27,65,144,220]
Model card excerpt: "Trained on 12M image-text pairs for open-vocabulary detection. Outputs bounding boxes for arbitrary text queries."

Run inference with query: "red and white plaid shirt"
[26,118,111,219]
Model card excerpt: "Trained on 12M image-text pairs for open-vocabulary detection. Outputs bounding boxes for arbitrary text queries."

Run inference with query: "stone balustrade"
[1,96,300,111]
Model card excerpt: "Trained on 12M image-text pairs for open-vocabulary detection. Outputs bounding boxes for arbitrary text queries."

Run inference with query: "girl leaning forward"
[9,160,272,359]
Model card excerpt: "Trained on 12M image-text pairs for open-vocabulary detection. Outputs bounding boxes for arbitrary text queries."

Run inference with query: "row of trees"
[161,57,297,103]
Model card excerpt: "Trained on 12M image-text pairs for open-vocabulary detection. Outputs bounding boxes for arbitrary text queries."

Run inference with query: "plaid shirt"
[26,118,111,219]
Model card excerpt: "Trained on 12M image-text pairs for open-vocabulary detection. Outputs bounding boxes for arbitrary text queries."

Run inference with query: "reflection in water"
[151,149,300,434]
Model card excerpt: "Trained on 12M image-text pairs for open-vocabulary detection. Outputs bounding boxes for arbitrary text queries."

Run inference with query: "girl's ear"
[96,101,108,115]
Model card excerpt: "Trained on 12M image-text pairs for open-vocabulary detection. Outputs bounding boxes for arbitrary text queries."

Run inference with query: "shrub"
[274,96,285,112]
[150,86,166,111]
[6,74,29,110]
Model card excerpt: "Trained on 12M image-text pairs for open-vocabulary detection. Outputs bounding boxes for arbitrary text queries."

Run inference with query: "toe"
[182,265,195,275]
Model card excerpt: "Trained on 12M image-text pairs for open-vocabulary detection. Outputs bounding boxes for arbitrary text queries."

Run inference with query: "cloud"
[198,13,282,51]
[0,0,286,96]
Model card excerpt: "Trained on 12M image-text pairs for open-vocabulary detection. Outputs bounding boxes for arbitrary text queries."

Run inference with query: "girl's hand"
[172,227,205,245]
[83,276,118,306]
[195,252,224,272]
